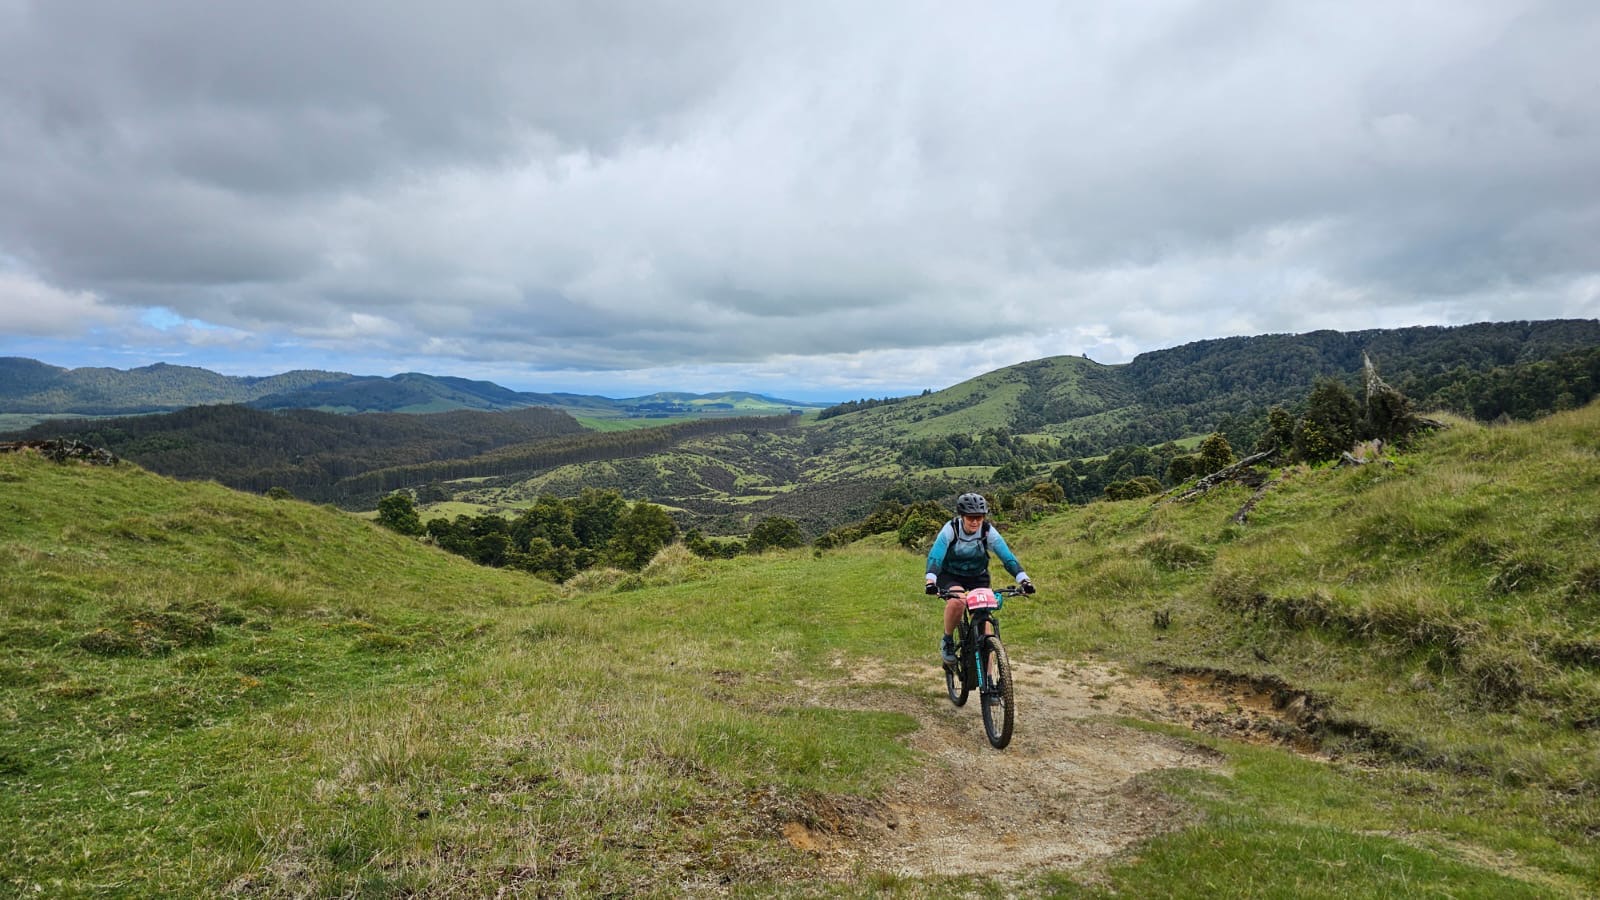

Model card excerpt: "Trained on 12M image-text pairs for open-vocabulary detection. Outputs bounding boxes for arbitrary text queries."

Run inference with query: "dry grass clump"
[640,543,714,585]
[1137,533,1214,571]
[562,567,642,594]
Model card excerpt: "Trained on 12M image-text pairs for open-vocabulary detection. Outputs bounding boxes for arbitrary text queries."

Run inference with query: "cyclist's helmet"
[955,493,988,516]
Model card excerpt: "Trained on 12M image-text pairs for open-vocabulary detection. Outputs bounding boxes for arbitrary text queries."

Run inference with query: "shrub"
[1197,432,1236,475]
[747,516,805,552]
[1296,378,1363,462]
[1104,476,1161,501]
[605,502,677,570]
[376,492,424,536]
[1255,405,1296,455]
[685,529,744,559]
[896,502,948,550]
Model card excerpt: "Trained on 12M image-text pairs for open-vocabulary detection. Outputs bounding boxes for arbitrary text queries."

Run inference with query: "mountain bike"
[940,585,1029,749]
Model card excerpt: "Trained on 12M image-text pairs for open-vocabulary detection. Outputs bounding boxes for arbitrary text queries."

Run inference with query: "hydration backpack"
[949,517,991,554]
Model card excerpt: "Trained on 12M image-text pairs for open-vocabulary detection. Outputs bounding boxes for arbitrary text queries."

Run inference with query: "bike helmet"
[955,492,988,516]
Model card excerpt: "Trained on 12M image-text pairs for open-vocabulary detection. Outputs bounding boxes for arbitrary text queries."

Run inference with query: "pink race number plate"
[964,588,1000,610]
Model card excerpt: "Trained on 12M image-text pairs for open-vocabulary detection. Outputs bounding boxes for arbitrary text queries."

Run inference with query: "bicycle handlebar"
[935,584,1034,600]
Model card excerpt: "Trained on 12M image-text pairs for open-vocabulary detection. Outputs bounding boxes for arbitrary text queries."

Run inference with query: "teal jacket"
[926,520,1022,581]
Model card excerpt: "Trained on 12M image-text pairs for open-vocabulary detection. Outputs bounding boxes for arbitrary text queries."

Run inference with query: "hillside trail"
[785,656,1315,883]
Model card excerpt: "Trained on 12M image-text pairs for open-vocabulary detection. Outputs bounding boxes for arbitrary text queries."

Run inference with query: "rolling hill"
[0,357,830,420]
[8,320,1598,535]
[813,318,1600,451]
[3,401,1597,895]
[450,320,1600,535]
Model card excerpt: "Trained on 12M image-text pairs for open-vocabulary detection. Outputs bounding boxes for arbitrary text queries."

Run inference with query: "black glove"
[925,583,938,595]
[1021,580,1036,594]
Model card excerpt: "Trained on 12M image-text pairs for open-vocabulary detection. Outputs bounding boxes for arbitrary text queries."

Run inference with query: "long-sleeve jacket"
[925,520,1022,581]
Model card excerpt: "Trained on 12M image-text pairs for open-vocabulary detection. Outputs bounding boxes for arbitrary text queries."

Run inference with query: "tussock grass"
[1138,532,1215,571]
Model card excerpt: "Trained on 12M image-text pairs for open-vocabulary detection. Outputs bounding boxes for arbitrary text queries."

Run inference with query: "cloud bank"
[1,0,1596,396]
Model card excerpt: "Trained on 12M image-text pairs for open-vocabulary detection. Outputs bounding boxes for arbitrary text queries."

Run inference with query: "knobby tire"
[945,652,969,707]
[980,636,1014,749]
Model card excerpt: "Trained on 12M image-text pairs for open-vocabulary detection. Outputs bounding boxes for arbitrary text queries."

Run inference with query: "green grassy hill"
[816,354,1135,442]
[3,404,1598,896]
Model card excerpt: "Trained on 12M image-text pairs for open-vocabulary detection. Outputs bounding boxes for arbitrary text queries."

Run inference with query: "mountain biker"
[925,492,1033,664]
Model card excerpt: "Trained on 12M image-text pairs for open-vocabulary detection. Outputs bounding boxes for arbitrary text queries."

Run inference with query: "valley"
[3,395,1598,895]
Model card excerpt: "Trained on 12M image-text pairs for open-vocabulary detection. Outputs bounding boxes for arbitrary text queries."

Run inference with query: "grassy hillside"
[816,354,1133,442]
[4,405,1599,896]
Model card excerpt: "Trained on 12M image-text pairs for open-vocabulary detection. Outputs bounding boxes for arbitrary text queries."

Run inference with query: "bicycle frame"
[957,607,1002,693]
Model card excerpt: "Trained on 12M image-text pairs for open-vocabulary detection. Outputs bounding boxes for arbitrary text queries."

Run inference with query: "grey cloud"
[1,0,1596,385]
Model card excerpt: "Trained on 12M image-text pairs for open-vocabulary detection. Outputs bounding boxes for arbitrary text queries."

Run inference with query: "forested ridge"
[1010,319,1600,451]
[0,357,828,418]
[0,358,347,414]
[12,406,801,507]
[245,372,582,413]
[13,405,585,501]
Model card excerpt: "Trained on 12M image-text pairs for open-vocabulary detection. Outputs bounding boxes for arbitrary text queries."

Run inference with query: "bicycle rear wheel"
[980,636,1014,749]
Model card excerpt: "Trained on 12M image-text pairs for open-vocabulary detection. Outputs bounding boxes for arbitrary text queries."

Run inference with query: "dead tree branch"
[1166,449,1277,504]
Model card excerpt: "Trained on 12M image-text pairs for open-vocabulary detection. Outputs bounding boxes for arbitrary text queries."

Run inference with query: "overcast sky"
[2,1,1597,400]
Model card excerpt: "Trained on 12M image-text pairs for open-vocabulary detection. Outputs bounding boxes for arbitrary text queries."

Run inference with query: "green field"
[572,414,703,431]
[3,403,1598,896]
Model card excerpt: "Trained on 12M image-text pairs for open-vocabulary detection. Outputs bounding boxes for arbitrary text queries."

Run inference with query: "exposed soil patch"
[785,658,1246,883]
[1140,666,1328,756]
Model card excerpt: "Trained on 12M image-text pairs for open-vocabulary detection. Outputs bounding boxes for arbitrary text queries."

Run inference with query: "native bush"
[747,516,805,552]
[375,492,424,536]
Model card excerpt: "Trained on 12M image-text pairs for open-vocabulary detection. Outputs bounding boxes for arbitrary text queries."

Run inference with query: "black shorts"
[936,571,990,593]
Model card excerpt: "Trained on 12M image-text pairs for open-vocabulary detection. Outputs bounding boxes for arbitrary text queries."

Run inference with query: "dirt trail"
[787,657,1312,881]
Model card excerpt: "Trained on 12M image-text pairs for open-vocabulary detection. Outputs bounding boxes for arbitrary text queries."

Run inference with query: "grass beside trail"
[4,404,1600,896]
[0,455,925,895]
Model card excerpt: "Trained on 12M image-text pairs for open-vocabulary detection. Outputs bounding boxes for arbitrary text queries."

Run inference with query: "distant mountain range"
[0,357,829,419]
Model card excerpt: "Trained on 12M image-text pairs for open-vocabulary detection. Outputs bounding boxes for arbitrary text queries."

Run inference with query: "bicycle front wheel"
[945,656,969,707]
[980,636,1014,749]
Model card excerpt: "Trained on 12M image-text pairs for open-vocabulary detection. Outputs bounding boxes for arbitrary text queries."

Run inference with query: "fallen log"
[1232,475,1282,525]
[0,439,120,466]
[1167,449,1276,504]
